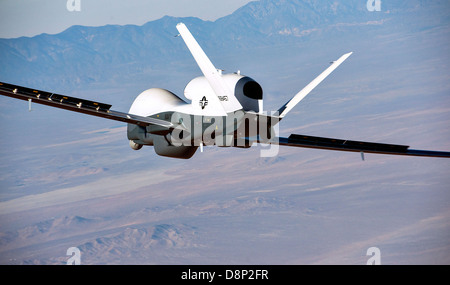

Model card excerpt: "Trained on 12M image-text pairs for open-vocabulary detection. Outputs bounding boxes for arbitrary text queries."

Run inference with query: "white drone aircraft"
[1,23,449,159]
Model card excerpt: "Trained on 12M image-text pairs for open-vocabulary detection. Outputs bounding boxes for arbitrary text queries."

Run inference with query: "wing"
[255,133,450,158]
[0,81,174,129]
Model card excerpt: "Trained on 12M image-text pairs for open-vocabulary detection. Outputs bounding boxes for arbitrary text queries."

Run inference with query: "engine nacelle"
[184,74,263,113]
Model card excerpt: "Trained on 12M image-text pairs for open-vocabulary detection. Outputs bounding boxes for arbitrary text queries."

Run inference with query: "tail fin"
[278,52,353,118]
[176,23,242,115]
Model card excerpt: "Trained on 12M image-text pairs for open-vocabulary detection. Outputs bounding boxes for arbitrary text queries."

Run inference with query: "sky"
[0,0,254,38]
[0,0,449,266]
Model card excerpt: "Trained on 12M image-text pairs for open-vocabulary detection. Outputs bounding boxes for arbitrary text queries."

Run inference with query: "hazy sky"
[0,0,254,38]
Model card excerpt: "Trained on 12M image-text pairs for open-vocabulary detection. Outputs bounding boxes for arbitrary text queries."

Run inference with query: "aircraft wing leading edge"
[257,133,450,158]
[0,82,174,129]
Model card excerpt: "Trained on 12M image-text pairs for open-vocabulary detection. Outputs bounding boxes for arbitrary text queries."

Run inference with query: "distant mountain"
[0,0,448,89]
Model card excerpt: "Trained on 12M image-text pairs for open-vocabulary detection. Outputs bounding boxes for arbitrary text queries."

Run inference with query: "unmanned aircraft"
[1,23,449,159]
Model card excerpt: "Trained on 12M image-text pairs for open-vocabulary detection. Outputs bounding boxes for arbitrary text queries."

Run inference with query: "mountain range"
[0,0,448,89]
[1,0,450,265]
